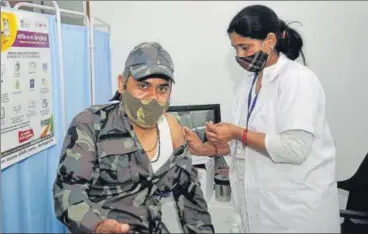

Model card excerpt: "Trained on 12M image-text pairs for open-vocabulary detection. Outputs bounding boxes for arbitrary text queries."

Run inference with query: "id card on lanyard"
[246,73,260,128]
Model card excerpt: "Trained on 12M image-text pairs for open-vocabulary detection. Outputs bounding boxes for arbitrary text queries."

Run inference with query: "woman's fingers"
[207,136,220,144]
[205,121,217,132]
[184,127,196,137]
[206,131,218,140]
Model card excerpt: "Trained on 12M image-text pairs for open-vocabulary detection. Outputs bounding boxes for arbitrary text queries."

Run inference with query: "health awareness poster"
[1,9,56,169]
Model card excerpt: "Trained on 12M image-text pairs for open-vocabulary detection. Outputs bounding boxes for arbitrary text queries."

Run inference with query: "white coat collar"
[262,52,289,82]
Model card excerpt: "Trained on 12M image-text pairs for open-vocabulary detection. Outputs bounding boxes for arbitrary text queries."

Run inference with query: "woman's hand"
[205,122,239,144]
[183,127,216,156]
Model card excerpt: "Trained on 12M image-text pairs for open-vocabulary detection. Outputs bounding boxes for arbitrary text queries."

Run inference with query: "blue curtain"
[62,23,91,125]
[1,13,112,233]
[94,29,112,104]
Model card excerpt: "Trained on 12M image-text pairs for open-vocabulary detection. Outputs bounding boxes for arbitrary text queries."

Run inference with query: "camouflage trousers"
[129,221,170,233]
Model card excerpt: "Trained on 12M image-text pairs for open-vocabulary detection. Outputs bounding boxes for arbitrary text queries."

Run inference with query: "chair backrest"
[346,153,368,211]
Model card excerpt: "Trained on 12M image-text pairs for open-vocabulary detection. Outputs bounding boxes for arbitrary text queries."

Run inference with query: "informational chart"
[1,9,56,169]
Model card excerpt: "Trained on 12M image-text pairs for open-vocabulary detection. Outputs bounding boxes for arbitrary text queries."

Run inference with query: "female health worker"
[184,4,341,233]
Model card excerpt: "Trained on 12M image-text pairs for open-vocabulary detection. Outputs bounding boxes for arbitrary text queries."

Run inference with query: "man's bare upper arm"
[165,113,185,149]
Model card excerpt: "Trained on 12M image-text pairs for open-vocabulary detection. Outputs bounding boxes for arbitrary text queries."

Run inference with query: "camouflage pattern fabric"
[123,90,169,129]
[52,101,214,233]
[124,42,175,82]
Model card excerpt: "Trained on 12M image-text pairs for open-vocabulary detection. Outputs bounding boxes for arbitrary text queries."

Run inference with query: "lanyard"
[246,73,259,127]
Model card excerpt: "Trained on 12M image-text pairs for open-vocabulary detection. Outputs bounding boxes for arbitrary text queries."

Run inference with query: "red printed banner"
[18,129,35,144]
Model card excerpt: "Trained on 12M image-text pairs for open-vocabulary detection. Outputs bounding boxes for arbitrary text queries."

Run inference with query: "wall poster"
[1,9,56,170]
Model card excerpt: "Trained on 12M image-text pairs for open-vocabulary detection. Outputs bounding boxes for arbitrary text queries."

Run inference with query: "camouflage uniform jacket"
[53,101,214,233]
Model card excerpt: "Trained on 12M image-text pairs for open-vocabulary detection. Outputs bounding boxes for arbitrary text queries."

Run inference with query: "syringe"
[191,126,206,132]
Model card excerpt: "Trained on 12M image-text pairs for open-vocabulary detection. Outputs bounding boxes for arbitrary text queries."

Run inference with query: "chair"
[338,153,368,233]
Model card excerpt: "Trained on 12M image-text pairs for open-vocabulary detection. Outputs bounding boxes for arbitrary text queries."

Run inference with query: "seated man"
[53,42,215,234]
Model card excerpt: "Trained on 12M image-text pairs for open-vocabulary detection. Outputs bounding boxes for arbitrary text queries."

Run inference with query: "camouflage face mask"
[123,90,169,128]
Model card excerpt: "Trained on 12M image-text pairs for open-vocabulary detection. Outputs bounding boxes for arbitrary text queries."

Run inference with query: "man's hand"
[183,127,216,156]
[94,219,129,233]
[205,122,239,144]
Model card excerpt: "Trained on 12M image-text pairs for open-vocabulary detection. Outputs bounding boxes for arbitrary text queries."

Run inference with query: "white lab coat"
[228,53,341,233]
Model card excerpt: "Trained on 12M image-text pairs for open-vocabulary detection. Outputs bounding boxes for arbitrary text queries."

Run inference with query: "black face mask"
[235,49,269,73]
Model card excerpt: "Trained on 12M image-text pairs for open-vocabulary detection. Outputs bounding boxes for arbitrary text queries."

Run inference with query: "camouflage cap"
[125,42,174,81]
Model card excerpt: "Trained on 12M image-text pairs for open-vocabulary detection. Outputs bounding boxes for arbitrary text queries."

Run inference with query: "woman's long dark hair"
[227,4,306,65]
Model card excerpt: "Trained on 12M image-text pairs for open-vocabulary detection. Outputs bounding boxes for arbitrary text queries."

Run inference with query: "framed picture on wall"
[167,104,227,169]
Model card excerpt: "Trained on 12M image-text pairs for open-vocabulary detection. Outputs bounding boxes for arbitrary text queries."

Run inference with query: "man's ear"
[118,74,124,94]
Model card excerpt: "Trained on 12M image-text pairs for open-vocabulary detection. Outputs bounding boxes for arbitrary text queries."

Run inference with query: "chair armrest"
[340,209,368,221]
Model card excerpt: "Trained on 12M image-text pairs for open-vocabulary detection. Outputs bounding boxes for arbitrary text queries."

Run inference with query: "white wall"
[90,1,368,180]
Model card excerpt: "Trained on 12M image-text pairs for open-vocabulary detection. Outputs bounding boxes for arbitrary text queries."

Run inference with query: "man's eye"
[139,84,148,89]
[158,86,170,93]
